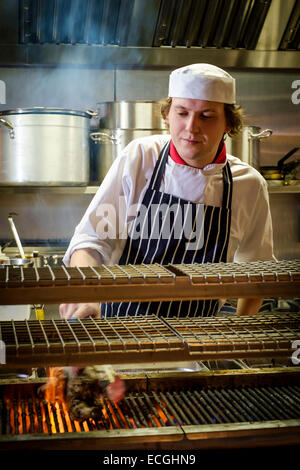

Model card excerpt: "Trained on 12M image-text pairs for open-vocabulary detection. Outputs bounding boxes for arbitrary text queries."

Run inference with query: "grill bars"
[173,259,300,282]
[165,313,300,357]
[0,260,299,305]
[1,383,300,438]
[0,262,175,287]
[0,315,183,353]
[0,314,299,368]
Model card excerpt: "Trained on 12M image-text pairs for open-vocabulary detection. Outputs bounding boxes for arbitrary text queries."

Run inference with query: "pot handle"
[0,117,15,139]
[249,128,272,140]
[85,109,99,117]
[90,131,119,144]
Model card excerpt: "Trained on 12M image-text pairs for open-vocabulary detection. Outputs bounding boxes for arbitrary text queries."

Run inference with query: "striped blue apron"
[101,140,233,318]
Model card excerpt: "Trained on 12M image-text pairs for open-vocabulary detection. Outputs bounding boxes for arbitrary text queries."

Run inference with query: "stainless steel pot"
[226,126,272,171]
[90,129,169,183]
[90,101,168,183]
[0,107,92,185]
[99,101,168,130]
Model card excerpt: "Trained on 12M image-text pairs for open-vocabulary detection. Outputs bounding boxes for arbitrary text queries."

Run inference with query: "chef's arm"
[236,297,263,316]
[69,248,102,267]
[59,248,102,319]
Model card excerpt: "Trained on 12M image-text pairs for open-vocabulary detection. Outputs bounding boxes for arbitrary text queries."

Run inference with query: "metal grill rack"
[172,259,300,282]
[165,313,300,358]
[0,315,184,368]
[0,259,299,305]
[0,314,299,369]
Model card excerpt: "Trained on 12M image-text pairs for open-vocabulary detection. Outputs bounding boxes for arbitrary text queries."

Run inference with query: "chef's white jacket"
[63,134,275,266]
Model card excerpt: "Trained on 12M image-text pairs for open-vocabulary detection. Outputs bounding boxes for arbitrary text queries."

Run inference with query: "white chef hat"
[168,63,236,104]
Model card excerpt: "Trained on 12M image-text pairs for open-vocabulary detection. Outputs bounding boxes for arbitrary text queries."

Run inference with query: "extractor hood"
[0,0,299,69]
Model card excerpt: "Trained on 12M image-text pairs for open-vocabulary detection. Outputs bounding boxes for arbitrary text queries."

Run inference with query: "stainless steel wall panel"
[0,191,94,241]
[0,68,114,109]
[115,69,170,101]
[269,194,300,260]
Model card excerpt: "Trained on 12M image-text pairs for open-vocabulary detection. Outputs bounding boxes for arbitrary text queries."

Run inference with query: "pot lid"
[0,107,91,117]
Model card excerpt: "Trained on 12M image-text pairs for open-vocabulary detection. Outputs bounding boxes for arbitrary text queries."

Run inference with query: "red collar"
[169,140,226,166]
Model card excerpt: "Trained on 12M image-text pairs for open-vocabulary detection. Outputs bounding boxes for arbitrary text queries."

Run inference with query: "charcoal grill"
[0,368,299,450]
[0,259,299,449]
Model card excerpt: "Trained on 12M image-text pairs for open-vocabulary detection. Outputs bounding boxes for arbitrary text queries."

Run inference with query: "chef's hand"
[60,248,102,320]
[59,302,100,320]
[236,297,263,316]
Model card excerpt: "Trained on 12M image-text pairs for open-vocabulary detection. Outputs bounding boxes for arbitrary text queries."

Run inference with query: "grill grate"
[0,315,184,353]
[1,260,299,305]
[165,313,300,356]
[0,313,299,368]
[1,382,300,437]
[0,263,175,287]
[173,259,300,282]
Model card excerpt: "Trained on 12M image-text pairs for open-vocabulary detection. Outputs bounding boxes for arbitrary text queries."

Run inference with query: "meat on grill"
[40,365,126,421]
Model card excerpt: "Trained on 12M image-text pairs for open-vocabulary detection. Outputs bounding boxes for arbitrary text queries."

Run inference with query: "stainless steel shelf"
[1,45,300,69]
[1,182,300,194]
[0,186,99,194]
[266,181,300,194]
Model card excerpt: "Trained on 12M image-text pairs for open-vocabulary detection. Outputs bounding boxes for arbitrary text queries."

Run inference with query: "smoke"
[0,0,149,111]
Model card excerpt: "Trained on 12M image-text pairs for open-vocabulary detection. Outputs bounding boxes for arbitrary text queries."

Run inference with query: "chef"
[60,63,275,320]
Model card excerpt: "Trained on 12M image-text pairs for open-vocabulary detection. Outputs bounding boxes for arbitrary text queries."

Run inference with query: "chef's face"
[165,98,231,168]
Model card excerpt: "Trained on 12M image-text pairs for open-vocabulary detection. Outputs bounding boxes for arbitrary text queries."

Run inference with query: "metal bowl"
[0,257,33,267]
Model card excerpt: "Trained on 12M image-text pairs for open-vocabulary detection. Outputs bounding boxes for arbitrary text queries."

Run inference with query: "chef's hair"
[160,98,244,137]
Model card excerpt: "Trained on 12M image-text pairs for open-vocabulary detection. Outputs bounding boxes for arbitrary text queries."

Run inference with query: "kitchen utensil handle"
[85,109,99,117]
[8,214,25,259]
[0,117,15,138]
[90,131,119,144]
[249,128,272,139]
[278,147,300,169]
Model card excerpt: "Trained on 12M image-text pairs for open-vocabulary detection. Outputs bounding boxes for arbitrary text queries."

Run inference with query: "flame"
[156,404,169,425]
[3,378,177,435]
[43,367,66,403]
